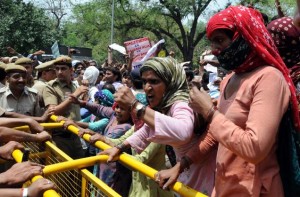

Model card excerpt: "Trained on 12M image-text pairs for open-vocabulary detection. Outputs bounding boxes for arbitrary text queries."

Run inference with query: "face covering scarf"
[216,36,251,71]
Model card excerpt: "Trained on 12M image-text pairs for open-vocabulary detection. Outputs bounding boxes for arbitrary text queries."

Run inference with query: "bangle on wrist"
[206,105,218,123]
[22,188,28,197]
[129,99,139,112]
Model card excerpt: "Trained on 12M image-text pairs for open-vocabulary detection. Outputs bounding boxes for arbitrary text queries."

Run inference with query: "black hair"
[185,69,194,82]
[201,71,212,91]
[122,70,132,79]
[105,67,122,82]
[102,82,116,94]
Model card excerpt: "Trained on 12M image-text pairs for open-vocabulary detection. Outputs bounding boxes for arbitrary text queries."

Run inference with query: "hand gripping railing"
[50,115,207,197]
[12,149,61,197]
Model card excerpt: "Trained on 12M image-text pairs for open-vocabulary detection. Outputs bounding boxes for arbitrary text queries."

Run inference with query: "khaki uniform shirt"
[43,79,81,121]
[0,86,41,116]
[32,79,48,109]
[32,79,47,95]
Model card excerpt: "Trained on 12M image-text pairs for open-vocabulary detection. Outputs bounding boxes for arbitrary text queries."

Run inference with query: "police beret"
[0,62,6,70]
[35,60,55,71]
[15,57,33,65]
[5,64,27,73]
[53,56,72,66]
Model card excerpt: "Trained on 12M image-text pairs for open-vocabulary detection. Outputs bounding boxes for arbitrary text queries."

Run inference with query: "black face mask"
[217,36,251,71]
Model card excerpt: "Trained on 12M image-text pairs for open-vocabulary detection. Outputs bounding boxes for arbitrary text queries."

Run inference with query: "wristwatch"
[135,102,146,119]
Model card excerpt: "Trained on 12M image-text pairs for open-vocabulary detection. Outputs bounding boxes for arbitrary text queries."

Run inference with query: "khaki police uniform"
[43,57,84,159]
[32,60,55,109]
[43,79,81,120]
[15,57,34,87]
[0,86,41,116]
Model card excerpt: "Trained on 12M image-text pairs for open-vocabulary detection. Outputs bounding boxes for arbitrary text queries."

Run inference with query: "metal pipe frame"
[50,115,207,197]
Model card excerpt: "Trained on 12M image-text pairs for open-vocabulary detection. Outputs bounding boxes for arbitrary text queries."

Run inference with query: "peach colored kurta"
[209,66,290,197]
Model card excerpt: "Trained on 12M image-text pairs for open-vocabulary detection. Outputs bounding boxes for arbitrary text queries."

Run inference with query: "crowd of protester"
[1,2,300,197]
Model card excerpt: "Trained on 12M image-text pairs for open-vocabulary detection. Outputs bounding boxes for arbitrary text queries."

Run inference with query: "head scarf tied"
[83,66,99,86]
[267,17,300,68]
[140,57,189,111]
[206,5,300,130]
[94,89,114,107]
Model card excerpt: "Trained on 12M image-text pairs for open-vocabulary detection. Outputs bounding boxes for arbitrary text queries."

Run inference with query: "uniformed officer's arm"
[0,117,41,129]
[3,111,45,123]
[43,85,88,116]
[0,127,51,143]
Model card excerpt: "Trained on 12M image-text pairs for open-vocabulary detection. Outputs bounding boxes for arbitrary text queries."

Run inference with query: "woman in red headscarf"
[156,5,300,197]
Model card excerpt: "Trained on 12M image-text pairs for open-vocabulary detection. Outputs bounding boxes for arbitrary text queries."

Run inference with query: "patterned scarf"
[267,17,300,68]
[140,57,189,111]
[217,36,251,71]
[94,89,114,107]
[206,5,300,131]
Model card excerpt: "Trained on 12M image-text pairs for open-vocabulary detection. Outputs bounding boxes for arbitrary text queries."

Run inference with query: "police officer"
[0,64,41,116]
[43,56,88,159]
[15,57,34,87]
[32,60,56,111]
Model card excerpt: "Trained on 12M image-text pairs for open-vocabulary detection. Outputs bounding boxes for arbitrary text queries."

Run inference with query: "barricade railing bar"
[11,115,207,197]
[49,115,207,197]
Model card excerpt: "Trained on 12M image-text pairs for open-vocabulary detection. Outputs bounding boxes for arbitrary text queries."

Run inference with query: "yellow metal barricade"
[11,115,207,197]
[13,140,120,197]
[49,115,207,197]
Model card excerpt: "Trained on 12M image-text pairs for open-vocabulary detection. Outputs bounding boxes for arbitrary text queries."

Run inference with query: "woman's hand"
[78,128,95,138]
[98,147,121,163]
[62,119,76,130]
[189,86,213,119]
[89,133,105,144]
[114,86,136,111]
[154,162,181,190]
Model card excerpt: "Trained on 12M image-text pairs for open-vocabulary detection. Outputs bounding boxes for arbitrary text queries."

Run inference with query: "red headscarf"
[206,5,300,131]
[267,17,300,68]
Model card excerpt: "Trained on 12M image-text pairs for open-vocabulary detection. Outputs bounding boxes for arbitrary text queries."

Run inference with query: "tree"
[238,0,296,18]
[113,0,214,62]
[0,0,57,56]
[61,0,217,64]
[44,0,68,29]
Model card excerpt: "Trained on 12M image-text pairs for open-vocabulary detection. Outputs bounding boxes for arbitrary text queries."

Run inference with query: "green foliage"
[61,0,214,64]
[61,0,298,64]
[0,0,57,56]
[237,0,296,18]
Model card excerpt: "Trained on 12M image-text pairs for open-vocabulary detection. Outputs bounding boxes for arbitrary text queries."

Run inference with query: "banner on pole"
[124,38,165,69]
[51,41,60,58]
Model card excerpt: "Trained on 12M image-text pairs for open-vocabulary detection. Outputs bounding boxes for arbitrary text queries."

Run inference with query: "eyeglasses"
[55,66,69,71]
